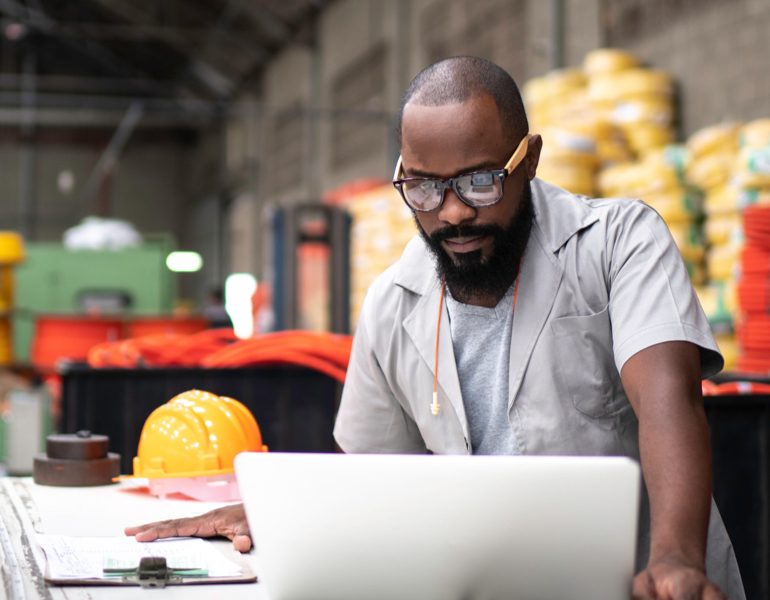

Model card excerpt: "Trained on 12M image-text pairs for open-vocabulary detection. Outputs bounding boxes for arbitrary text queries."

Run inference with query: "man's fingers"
[702,583,728,600]
[666,566,727,600]
[126,517,212,542]
[124,505,252,551]
[124,522,161,536]
[232,534,252,552]
[632,570,658,600]
[635,561,729,600]
[229,511,253,552]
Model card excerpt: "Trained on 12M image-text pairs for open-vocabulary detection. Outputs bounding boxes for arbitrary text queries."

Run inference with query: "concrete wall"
[606,0,770,137]
[0,132,211,243]
[0,125,222,307]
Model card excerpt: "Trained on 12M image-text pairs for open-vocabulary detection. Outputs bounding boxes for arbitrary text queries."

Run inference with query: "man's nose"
[437,188,476,226]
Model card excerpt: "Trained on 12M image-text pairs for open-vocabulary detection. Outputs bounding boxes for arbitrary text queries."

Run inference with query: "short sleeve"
[333,291,427,454]
[606,200,723,378]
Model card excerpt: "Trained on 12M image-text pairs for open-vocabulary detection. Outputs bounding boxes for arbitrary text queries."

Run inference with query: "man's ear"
[525,134,542,180]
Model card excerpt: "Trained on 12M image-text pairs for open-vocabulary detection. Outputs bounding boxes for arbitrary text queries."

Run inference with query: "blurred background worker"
[203,286,233,330]
[0,2,769,599]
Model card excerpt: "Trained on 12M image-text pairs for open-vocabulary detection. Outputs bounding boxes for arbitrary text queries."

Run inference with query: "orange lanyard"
[431,256,523,416]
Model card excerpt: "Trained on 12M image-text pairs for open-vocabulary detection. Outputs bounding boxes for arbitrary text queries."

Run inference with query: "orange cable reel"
[736,355,770,374]
[86,330,353,380]
[743,206,770,249]
[117,389,267,501]
[702,379,770,395]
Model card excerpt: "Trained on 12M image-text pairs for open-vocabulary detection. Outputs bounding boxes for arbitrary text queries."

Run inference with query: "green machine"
[13,240,176,362]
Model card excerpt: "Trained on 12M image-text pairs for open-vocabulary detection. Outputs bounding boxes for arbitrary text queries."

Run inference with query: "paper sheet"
[37,535,242,580]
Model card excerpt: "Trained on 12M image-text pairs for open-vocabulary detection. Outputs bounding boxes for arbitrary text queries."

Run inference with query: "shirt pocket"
[550,305,626,418]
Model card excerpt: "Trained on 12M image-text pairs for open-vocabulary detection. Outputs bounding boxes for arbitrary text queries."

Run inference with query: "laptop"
[235,453,640,600]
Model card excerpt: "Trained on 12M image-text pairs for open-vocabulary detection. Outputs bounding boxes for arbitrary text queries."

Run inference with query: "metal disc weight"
[46,432,110,460]
[33,453,121,487]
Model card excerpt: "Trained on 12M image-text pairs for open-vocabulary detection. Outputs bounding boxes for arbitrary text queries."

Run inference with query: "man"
[203,286,234,329]
[128,57,744,600]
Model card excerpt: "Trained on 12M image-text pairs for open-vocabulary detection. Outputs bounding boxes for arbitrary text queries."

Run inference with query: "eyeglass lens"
[402,172,504,210]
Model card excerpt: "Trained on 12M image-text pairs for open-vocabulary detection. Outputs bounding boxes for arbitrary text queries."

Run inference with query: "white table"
[0,478,269,599]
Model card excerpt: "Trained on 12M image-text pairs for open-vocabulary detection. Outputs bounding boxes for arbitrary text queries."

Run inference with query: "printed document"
[37,535,242,580]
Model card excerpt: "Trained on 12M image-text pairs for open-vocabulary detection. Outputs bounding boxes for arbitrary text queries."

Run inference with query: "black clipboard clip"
[121,557,183,589]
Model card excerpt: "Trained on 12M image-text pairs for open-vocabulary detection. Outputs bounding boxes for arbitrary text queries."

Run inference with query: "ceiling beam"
[82,0,265,97]
[181,0,283,98]
[80,0,153,26]
[231,0,292,46]
[0,0,151,79]
[0,18,265,46]
[84,0,209,57]
[0,72,177,95]
[0,107,209,127]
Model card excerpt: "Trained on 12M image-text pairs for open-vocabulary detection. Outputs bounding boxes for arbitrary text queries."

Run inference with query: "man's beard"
[415,180,535,303]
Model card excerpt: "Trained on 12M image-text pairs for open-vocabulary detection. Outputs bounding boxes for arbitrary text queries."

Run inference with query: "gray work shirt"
[333,178,745,599]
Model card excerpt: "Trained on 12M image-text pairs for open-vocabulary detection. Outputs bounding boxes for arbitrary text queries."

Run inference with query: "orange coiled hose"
[206,346,347,381]
[88,334,183,368]
[200,332,352,382]
[87,330,354,382]
[702,379,770,395]
[154,328,239,366]
[202,332,351,368]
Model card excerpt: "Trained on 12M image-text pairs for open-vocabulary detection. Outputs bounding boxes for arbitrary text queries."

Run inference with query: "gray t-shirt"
[446,284,520,455]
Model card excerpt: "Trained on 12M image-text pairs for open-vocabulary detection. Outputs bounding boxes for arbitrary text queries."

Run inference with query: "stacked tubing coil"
[702,380,770,396]
[88,329,353,383]
[736,206,770,373]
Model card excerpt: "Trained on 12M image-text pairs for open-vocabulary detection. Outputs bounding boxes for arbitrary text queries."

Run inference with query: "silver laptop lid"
[236,453,640,600]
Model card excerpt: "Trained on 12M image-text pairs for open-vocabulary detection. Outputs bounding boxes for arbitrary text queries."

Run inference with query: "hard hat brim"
[115,466,237,482]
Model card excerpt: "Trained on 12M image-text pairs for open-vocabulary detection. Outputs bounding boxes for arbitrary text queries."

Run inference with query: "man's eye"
[470,173,494,186]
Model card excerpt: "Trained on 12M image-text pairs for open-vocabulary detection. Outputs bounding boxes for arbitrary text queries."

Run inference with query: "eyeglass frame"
[392,133,532,213]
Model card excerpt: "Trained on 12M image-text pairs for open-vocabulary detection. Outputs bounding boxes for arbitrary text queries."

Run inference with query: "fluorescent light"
[166,252,203,272]
[225,274,258,339]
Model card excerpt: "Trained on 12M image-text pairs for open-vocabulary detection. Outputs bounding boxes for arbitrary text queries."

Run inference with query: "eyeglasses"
[392,134,531,212]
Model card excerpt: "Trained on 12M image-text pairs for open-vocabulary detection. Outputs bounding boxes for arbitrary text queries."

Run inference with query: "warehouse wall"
[0,125,225,308]
[223,0,770,281]
[604,0,770,137]
[0,130,210,244]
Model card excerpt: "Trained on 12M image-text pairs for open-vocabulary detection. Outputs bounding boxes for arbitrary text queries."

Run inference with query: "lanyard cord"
[431,280,446,415]
[432,255,524,416]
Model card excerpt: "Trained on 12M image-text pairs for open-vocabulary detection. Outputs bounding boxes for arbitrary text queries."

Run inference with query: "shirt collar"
[394,177,599,295]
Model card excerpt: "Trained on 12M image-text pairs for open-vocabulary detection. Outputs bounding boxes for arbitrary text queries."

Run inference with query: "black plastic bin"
[705,394,770,600]
[60,363,342,475]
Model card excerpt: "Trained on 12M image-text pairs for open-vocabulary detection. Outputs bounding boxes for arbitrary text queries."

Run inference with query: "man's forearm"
[622,341,712,569]
[639,389,711,567]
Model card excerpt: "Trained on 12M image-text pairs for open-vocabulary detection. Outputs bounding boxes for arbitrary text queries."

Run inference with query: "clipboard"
[43,544,257,587]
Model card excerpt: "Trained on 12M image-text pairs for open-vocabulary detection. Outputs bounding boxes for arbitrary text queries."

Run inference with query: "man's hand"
[124,503,252,552]
[633,556,727,600]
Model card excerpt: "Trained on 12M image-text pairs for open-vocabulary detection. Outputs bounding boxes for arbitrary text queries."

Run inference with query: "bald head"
[397,56,529,148]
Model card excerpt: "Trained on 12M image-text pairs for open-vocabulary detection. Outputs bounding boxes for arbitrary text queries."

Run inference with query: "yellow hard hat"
[130,390,267,479]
